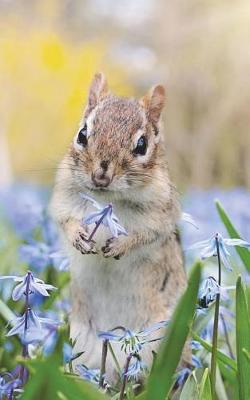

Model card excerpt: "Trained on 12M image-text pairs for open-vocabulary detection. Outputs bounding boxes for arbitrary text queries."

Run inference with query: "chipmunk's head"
[69,72,166,194]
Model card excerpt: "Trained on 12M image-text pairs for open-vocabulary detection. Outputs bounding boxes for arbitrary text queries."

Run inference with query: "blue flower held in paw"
[0,271,56,301]
[188,232,250,270]
[81,193,128,238]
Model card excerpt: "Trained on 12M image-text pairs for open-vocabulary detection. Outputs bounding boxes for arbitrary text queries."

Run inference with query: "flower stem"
[108,342,122,374]
[88,205,112,242]
[20,272,31,382]
[119,354,132,400]
[99,339,108,389]
[211,235,222,399]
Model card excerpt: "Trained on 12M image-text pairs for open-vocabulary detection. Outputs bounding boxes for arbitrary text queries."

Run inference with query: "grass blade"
[215,200,250,272]
[144,262,201,400]
[0,297,15,322]
[192,332,237,372]
[180,372,199,400]
[236,276,250,399]
[22,357,108,400]
[199,368,212,400]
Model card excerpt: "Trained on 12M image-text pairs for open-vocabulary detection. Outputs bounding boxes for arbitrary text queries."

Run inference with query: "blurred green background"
[0,0,250,190]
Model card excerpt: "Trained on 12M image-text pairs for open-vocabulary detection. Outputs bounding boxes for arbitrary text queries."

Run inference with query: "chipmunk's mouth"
[84,184,111,193]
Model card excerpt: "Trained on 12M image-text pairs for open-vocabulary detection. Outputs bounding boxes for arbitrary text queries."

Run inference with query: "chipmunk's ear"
[140,85,165,124]
[87,72,109,111]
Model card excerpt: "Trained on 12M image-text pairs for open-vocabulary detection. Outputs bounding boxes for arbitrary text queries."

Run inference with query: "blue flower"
[81,194,128,238]
[19,241,52,271]
[0,376,22,399]
[76,365,100,385]
[175,367,192,387]
[188,232,250,270]
[190,340,202,351]
[0,271,56,301]
[200,305,234,342]
[0,185,44,239]
[55,299,71,315]
[174,353,202,387]
[9,364,29,385]
[198,276,235,308]
[192,354,202,369]
[98,328,143,353]
[19,241,69,272]
[7,309,60,343]
[41,216,58,245]
[120,330,143,354]
[49,250,70,271]
[123,356,147,380]
[98,320,168,354]
[42,330,58,356]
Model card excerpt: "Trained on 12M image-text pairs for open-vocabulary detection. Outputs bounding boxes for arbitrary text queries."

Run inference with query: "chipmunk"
[50,72,188,380]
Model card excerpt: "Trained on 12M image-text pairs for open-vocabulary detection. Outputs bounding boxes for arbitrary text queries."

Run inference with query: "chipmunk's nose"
[92,161,111,188]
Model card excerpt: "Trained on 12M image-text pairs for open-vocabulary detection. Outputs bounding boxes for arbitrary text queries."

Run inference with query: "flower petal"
[6,315,26,336]
[80,193,102,210]
[138,320,168,336]
[223,238,250,248]
[181,212,199,229]
[187,238,212,251]
[12,281,27,301]
[22,327,46,344]
[0,276,22,281]
[219,244,233,271]
[83,210,105,225]
[98,331,121,341]
[200,241,217,259]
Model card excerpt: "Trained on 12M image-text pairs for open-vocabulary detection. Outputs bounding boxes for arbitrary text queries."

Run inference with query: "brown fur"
[50,72,189,381]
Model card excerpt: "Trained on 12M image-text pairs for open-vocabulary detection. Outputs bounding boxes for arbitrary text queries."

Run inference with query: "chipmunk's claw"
[73,229,97,255]
[102,237,125,259]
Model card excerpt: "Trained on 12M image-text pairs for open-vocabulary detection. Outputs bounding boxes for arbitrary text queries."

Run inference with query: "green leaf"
[192,332,237,372]
[144,262,201,400]
[0,297,15,322]
[236,276,250,400]
[180,372,199,400]
[218,361,239,400]
[218,360,237,386]
[199,369,212,400]
[215,200,250,272]
[21,357,108,400]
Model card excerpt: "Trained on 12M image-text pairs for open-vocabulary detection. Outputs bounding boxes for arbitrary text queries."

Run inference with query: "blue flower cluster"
[1,184,250,395]
[181,188,250,250]
[0,270,60,397]
[0,185,69,273]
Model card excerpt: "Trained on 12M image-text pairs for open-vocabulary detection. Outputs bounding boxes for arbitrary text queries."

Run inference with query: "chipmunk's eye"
[133,135,147,156]
[77,124,88,147]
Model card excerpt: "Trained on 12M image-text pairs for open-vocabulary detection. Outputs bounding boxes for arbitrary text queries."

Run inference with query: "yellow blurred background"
[0,0,250,189]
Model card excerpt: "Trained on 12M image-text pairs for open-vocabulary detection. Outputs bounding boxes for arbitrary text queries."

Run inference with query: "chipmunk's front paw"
[102,237,126,260]
[73,228,97,255]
